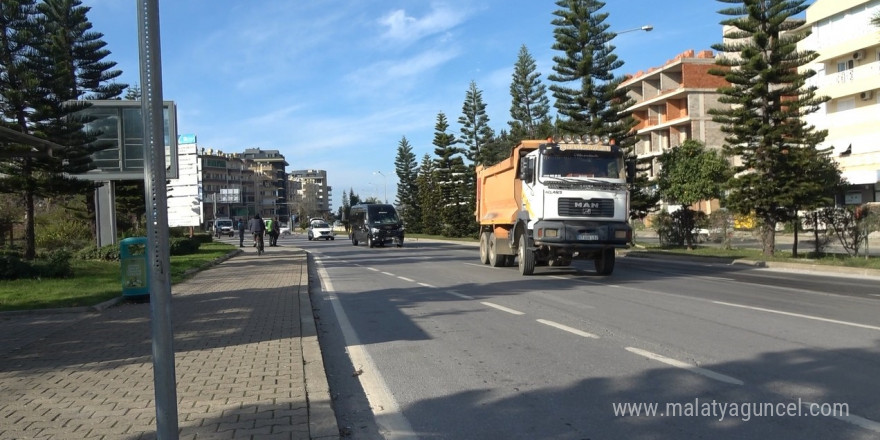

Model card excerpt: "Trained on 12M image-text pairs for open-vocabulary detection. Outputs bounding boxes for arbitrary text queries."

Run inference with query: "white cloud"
[378,3,469,45]
[344,47,461,95]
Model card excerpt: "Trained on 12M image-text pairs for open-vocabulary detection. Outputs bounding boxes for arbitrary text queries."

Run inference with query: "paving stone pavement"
[0,245,339,440]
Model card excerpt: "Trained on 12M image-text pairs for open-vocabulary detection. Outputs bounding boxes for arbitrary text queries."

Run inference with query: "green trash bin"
[120,237,149,298]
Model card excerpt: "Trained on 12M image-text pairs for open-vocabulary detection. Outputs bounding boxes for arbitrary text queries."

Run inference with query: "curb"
[301,251,340,439]
[623,250,880,278]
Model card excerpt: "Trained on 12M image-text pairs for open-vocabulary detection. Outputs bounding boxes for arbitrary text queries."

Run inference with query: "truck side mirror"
[626,159,637,184]
[519,157,534,184]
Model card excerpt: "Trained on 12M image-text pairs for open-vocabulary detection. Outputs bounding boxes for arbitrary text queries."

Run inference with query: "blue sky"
[83,0,728,210]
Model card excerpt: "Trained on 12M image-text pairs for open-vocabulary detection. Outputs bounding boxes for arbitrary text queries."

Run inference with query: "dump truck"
[475,136,632,275]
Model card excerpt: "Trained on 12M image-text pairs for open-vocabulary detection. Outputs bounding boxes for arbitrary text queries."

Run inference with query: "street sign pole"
[138,0,179,438]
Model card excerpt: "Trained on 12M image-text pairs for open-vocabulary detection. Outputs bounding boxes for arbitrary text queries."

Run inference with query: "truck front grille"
[558,198,615,217]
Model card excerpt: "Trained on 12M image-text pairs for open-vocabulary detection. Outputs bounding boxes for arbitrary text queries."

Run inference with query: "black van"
[349,203,404,248]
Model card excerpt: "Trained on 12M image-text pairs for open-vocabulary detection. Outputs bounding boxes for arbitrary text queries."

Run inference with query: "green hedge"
[0,249,73,280]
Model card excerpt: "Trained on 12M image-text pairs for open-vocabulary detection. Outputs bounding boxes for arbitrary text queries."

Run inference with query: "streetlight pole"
[616,25,653,35]
[374,171,387,203]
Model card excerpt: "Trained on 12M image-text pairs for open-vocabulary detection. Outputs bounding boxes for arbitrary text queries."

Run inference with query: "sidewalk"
[0,245,339,439]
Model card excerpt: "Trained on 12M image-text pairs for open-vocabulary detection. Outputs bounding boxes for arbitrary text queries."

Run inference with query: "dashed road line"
[481,302,525,316]
[418,282,435,288]
[397,276,415,282]
[381,271,396,277]
[713,301,880,331]
[537,319,598,339]
[625,347,744,386]
[447,290,474,300]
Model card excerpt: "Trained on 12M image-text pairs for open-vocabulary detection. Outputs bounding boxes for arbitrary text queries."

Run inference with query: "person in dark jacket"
[248,214,265,248]
[237,218,246,247]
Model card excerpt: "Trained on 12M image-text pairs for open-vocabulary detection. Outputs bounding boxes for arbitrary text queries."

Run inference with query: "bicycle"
[254,232,265,255]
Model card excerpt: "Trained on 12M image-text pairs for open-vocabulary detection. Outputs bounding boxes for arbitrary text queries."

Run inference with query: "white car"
[307,220,335,241]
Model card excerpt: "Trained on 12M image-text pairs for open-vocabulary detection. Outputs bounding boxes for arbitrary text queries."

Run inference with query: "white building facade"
[800,0,880,204]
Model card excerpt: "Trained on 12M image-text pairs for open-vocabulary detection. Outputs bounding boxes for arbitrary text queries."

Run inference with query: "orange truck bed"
[475,140,544,228]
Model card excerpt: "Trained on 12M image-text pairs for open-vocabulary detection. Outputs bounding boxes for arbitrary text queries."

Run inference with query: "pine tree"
[394,136,420,232]
[509,45,551,141]
[458,81,495,167]
[548,0,622,137]
[0,0,40,252]
[416,154,441,235]
[431,112,467,236]
[124,83,142,100]
[480,130,516,168]
[710,0,831,256]
[1,0,126,259]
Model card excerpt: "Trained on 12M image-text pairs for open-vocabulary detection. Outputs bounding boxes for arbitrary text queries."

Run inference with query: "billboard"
[73,100,179,180]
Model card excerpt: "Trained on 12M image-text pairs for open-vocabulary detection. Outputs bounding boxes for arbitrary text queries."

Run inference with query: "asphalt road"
[301,234,880,440]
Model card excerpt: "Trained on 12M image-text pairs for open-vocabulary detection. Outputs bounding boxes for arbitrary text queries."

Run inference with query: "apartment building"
[200,149,264,225]
[288,169,332,220]
[241,148,290,220]
[799,0,880,204]
[618,50,730,178]
[618,49,731,212]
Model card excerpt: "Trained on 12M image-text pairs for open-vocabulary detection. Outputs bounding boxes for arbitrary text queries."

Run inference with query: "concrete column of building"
[95,181,117,247]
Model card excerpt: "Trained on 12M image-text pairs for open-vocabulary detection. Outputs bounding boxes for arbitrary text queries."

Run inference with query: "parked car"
[213,218,235,237]
[308,220,335,241]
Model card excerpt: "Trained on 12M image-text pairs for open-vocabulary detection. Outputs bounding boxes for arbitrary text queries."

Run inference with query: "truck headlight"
[371,227,380,234]
[545,228,558,238]
[615,229,629,240]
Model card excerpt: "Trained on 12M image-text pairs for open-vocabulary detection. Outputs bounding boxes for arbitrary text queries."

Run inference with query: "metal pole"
[138,0,178,438]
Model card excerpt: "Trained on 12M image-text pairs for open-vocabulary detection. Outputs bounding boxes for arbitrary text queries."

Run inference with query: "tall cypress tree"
[394,136,420,232]
[509,45,552,141]
[710,0,830,256]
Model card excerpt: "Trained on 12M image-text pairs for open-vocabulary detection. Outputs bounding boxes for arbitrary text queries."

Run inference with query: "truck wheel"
[368,236,375,248]
[594,249,615,275]
[396,237,404,248]
[351,235,358,246]
[488,233,505,267]
[479,232,490,264]
[517,232,535,275]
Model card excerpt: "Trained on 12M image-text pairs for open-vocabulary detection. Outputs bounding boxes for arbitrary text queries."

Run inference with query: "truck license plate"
[578,233,599,241]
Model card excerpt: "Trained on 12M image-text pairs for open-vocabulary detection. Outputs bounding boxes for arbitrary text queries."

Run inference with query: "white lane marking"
[815,406,880,433]
[713,301,880,332]
[464,263,488,268]
[397,276,415,282]
[537,319,599,339]
[314,260,415,437]
[550,275,568,280]
[447,290,474,300]
[870,294,880,298]
[481,302,525,316]
[418,282,435,288]
[625,347,744,386]
[381,271,396,277]
[366,267,379,271]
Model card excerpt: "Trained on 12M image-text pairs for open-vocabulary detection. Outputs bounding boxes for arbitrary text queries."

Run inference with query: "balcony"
[813,62,880,96]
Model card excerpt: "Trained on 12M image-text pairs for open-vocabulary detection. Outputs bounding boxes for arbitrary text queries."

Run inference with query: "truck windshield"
[541,153,623,179]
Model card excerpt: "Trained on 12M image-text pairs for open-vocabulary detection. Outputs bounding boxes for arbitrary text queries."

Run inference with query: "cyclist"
[248,213,266,253]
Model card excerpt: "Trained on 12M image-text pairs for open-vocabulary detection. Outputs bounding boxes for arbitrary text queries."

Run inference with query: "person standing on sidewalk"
[269,216,281,246]
[265,217,276,247]
[237,217,246,247]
